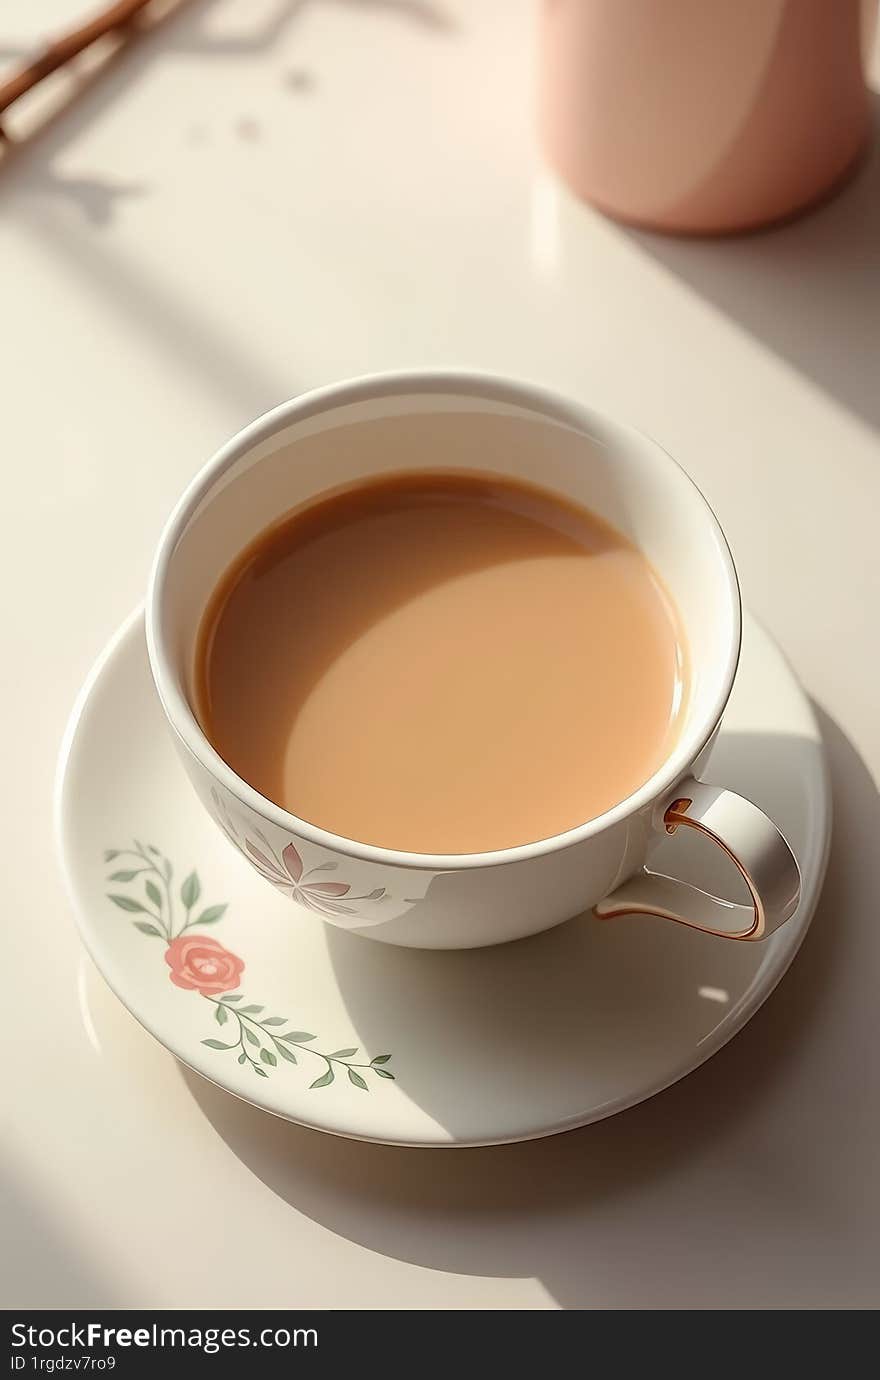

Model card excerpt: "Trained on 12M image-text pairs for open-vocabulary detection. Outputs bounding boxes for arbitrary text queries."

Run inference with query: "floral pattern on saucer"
[104,841,394,1090]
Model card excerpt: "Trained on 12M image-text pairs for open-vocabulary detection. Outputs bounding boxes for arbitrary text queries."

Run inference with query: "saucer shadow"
[182,712,880,1307]
[316,726,825,1141]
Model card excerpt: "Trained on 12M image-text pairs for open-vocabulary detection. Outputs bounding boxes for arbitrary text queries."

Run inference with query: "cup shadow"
[180,708,880,1307]
[316,723,825,1139]
[620,93,880,434]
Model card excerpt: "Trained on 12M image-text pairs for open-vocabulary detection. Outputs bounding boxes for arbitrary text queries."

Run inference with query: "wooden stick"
[0,0,154,118]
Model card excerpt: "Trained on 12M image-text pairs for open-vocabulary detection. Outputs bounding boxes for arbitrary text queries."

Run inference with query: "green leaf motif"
[108,894,145,913]
[194,904,227,926]
[103,844,399,1096]
[181,871,201,910]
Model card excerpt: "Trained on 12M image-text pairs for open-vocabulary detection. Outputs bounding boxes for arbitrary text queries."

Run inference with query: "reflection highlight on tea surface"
[197,472,688,854]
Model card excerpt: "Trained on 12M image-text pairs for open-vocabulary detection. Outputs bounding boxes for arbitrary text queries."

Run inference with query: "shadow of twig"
[0,0,200,220]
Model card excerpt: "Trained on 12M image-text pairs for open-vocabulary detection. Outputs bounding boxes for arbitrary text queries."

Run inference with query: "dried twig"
[0,0,155,123]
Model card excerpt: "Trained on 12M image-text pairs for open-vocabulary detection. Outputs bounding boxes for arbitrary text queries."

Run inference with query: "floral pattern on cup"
[209,787,390,919]
[104,841,394,1090]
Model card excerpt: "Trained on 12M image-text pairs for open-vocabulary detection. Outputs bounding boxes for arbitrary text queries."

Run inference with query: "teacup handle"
[594,777,801,941]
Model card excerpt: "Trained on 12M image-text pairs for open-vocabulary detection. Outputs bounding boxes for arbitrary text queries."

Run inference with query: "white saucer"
[57,609,830,1147]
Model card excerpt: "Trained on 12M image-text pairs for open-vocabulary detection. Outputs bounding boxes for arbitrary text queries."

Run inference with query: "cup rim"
[146,368,742,872]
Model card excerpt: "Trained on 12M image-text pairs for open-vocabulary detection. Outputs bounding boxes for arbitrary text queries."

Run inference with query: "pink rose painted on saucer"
[164,934,244,995]
[104,840,394,1090]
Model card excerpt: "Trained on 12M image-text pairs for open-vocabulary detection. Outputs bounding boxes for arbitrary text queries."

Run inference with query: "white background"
[1,0,878,1308]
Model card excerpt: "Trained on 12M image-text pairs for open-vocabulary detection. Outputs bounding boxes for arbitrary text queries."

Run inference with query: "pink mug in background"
[539,0,875,235]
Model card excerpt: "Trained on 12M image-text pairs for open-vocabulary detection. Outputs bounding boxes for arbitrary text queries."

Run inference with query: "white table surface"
[2,0,878,1311]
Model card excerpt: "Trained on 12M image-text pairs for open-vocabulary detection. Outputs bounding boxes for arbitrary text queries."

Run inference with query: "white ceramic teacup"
[147,372,800,949]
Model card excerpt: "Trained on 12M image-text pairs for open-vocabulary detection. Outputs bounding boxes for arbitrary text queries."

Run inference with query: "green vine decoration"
[202,995,394,1088]
[105,840,226,941]
[104,842,394,1091]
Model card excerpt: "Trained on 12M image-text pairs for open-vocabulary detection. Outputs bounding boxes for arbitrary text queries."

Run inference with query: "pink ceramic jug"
[539,0,874,234]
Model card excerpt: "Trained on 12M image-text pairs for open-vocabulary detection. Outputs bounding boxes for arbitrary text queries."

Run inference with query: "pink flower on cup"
[207,791,388,920]
[164,934,244,994]
[246,839,354,913]
[244,838,386,918]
